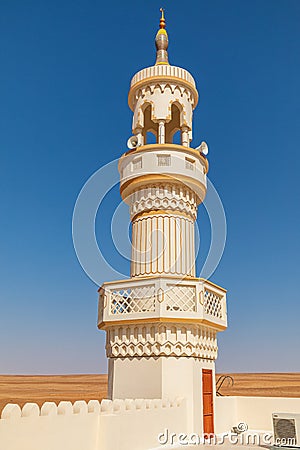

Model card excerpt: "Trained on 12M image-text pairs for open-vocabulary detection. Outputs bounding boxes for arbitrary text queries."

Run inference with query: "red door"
[202,369,214,435]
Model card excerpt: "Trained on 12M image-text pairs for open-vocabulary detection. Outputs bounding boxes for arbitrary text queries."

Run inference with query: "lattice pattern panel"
[110,285,156,315]
[165,285,196,312]
[204,289,223,318]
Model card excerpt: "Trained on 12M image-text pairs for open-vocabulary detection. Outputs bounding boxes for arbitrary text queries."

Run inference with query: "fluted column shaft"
[131,211,195,277]
[129,184,198,278]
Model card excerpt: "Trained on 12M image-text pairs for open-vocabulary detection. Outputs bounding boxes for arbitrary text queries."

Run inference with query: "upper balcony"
[98,276,227,331]
[118,144,208,203]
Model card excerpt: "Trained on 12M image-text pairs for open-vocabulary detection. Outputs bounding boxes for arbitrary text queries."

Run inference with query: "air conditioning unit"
[272,413,300,448]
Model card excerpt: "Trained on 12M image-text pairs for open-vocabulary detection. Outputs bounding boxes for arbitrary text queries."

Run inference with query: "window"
[132,157,142,171]
[157,154,171,167]
[185,157,195,170]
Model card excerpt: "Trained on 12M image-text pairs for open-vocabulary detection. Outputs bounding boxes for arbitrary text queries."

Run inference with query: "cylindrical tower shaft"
[129,182,198,277]
[131,210,195,277]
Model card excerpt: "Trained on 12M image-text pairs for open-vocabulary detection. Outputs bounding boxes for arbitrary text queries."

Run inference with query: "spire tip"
[159,8,166,29]
[155,8,169,65]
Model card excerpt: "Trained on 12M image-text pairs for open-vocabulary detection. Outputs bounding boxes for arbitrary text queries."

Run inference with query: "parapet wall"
[215,396,300,433]
[0,397,186,450]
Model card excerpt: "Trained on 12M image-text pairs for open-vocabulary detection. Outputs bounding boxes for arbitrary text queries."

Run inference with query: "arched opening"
[142,104,158,144]
[172,130,181,145]
[165,103,182,144]
[146,131,156,144]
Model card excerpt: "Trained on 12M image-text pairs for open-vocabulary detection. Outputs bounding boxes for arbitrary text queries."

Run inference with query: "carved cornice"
[130,184,198,220]
[106,323,218,360]
[128,76,198,110]
[120,174,206,205]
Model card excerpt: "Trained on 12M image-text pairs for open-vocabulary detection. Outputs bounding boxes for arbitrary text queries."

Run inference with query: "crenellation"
[112,399,126,413]
[22,402,40,418]
[41,402,57,416]
[1,403,22,420]
[73,400,88,415]
[87,400,101,414]
[58,401,73,415]
[100,399,113,414]
[124,399,135,411]
[162,398,171,408]
[0,397,184,422]
[134,399,146,410]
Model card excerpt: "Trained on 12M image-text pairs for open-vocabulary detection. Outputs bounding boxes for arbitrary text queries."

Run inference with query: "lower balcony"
[98,276,227,331]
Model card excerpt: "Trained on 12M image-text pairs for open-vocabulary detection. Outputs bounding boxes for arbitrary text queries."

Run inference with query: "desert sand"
[0,373,300,414]
[216,373,300,398]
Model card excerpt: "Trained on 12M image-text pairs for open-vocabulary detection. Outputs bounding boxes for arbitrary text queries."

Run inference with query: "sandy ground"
[0,373,299,414]
[217,372,300,397]
[0,374,107,414]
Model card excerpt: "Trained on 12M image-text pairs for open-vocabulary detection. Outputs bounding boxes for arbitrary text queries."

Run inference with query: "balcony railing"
[98,276,227,329]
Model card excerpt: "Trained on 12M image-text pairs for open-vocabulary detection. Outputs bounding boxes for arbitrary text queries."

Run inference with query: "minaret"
[98,10,227,435]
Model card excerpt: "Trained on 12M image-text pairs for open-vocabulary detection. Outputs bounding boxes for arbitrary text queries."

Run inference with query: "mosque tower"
[98,10,227,435]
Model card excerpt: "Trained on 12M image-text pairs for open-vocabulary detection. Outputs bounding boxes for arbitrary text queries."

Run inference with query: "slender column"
[158,121,165,144]
[182,126,189,147]
[136,127,144,146]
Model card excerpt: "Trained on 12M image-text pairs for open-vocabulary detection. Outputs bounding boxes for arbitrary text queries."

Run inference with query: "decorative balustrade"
[110,284,156,315]
[98,277,227,329]
[203,288,223,319]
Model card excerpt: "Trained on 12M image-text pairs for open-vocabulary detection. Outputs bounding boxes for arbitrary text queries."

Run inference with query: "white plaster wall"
[109,357,163,399]
[3,395,299,449]
[0,398,187,450]
[215,396,300,433]
[160,357,215,435]
[215,396,238,434]
[109,356,215,436]
[0,401,100,450]
[98,399,187,450]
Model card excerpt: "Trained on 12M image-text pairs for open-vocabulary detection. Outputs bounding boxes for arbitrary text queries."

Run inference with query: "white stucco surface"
[0,398,186,450]
[215,395,300,433]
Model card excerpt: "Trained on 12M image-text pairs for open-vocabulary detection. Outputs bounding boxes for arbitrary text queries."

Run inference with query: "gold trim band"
[120,174,206,204]
[131,208,195,222]
[98,317,226,331]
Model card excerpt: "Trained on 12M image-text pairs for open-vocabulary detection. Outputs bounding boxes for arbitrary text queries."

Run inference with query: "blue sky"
[1,0,299,374]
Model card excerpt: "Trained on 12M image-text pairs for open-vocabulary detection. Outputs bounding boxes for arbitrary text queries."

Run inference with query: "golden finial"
[155,8,169,65]
[159,8,166,29]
